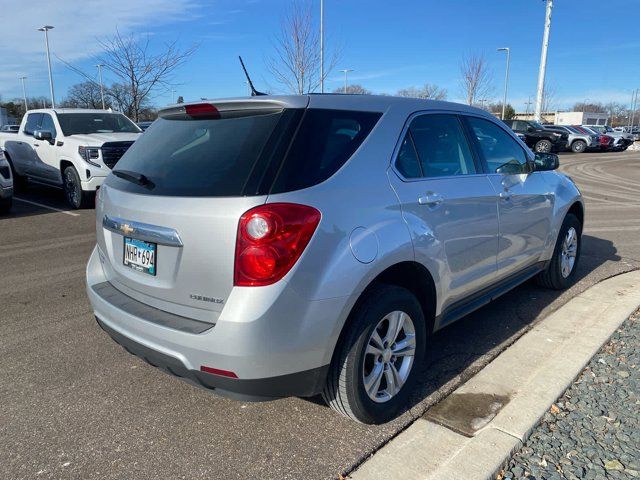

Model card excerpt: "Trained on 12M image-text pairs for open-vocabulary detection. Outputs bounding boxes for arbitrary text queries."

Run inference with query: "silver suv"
[86,95,584,424]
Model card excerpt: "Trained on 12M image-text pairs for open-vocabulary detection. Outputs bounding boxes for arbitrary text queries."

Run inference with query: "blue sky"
[2,0,639,112]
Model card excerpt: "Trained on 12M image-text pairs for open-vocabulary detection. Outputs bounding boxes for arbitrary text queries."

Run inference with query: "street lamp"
[37,25,56,109]
[96,64,106,110]
[19,76,28,111]
[534,0,553,122]
[338,69,353,94]
[497,47,510,120]
[320,0,324,93]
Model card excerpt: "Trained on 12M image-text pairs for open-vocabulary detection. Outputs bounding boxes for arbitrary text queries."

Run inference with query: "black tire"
[571,140,587,153]
[5,153,27,192]
[534,139,553,153]
[536,213,582,290]
[322,284,426,424]
[0,197,12,214]
[63,165,92,209]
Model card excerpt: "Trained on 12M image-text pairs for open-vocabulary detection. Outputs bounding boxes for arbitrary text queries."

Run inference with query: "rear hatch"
[96,97,308,322]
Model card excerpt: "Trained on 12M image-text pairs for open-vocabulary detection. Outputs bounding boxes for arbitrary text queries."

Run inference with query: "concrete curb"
[350,270,640,480]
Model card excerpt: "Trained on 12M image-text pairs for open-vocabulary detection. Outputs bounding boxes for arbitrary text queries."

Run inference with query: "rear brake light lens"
[185,103,220,118]
[234,203,321,286]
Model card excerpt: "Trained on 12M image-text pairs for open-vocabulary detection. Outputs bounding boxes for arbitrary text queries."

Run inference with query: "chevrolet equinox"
[86,95,584,424]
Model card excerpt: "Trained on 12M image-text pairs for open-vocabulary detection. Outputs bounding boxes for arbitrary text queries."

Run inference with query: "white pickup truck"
[0,108,142,208]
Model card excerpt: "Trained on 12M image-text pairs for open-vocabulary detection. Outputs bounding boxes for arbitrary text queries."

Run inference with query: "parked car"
[0,109,142,209]
[0,149,13,213]
[503,119,568,153]
[86,95,584,424]
[574,126,614,151]
[584,125,634,151]
[1,125,19,133]
[544,125,599,153]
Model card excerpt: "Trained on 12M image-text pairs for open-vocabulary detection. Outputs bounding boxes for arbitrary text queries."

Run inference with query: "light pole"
[479,98,487,109]
[320,0,324,93]
[525,96,533,117]
[630,89,638,130]
[497,47,510,120]
[338,69,353,94]
[37,25,56,109]
[96,64,106,109]
[19,76,28,112]
[171,89,176,104]
[534,0,553,122]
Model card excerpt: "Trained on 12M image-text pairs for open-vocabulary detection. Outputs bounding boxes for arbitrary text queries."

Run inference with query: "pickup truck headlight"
[78,146,101,167]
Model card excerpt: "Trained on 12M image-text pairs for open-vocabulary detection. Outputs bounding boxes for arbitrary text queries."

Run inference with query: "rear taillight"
[234,203,321,287]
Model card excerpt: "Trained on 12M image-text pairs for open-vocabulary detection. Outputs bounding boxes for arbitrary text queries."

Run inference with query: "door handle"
[418,192,444,207]
[33,143,40,147]
[499,191,511,201]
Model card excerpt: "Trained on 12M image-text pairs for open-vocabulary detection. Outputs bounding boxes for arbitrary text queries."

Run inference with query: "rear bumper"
[96,317,329,401]
[86,246,344,400]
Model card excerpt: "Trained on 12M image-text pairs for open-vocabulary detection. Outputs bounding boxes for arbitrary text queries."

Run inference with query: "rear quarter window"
[270,109,381,194]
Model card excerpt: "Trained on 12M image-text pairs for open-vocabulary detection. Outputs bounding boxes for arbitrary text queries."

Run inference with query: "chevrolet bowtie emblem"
[120,224,134,235]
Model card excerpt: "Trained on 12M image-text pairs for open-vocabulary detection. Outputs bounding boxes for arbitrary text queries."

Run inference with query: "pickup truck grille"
[101,141,135,169]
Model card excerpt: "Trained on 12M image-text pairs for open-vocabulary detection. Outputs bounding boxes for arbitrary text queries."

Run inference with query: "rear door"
[388,113,499,312]
[464,116,553,279]
[96,101,305,322]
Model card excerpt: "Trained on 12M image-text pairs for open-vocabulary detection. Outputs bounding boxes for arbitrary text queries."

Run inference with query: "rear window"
[107,108,381,197]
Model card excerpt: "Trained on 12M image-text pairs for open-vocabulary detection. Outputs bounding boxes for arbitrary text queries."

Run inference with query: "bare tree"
[332,84,371,95]
[396,83,447,100]
[540,84,557,113]
[572,101,606,113]
[98,31,196,121]
[459,53,492,105]
[267,1,338,94]
[62,81,107,109]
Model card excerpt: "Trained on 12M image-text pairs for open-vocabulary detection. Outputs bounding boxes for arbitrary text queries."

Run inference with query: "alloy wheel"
[362,310,416,403]
[64,170,80,208]
[560,226,578,278]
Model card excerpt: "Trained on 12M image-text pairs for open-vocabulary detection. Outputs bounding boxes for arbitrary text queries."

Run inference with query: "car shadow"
[0,183,94,219]
[304,235,621,419]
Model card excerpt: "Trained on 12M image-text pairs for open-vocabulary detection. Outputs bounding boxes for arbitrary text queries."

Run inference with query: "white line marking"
[13,197,80,217]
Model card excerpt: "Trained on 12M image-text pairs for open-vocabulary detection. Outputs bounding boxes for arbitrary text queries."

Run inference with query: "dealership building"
[512,110,610,126]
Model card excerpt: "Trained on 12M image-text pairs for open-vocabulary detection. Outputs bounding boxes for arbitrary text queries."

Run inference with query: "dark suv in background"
[503,119,568,153]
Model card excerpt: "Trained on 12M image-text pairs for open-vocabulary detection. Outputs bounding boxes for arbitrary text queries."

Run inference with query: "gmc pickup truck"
[0,109,141,208]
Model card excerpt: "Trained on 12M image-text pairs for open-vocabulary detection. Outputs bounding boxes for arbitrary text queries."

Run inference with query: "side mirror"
[34,130,54,144]
[533,152,559,171]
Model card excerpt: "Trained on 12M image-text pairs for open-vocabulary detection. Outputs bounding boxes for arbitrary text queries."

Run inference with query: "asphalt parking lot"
[1,150,639,480]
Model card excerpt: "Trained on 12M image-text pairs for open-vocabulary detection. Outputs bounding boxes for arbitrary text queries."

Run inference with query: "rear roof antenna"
[238,56,266,96]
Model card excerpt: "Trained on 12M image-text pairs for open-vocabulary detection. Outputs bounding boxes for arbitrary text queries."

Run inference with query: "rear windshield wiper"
[112,169,155,189]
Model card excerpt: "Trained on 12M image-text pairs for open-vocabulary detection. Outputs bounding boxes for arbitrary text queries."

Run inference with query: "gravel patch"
[498,309,640,480]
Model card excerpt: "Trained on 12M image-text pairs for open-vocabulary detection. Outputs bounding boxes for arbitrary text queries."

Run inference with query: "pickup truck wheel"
[322,284,426,424]
[534,139,553,153]
[571,140,587,153]
[63,166,92,209]
[536,213,582,290]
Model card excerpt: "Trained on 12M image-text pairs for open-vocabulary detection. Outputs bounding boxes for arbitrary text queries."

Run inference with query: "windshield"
[529,121,544,130]
[57,113,141,136]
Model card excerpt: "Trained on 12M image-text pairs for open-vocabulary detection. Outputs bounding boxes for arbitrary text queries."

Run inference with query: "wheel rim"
[560,227,578,278]
[64,170,79,207]
[538,141,551,153]
[574,142,585,152]
[362,310,416,403]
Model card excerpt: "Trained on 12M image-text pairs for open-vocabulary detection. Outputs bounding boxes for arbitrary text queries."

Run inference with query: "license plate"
[123,237,157,276]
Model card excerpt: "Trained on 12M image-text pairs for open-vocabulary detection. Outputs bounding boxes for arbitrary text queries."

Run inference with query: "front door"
[388,113,499,316]
[465,116,553,279]
[31,113,61,182]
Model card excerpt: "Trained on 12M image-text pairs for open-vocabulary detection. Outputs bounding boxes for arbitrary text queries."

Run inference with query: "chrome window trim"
[102,215,184,247]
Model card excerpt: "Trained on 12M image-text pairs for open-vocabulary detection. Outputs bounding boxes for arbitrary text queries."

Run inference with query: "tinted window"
[270,109,381,193]
[24,113,42,136]
[108,111,287,197]
[395,134,422,178]
[40,114,57,138]
[467,116,529,174]
[57,113,140,135]
[408,114,476,178]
